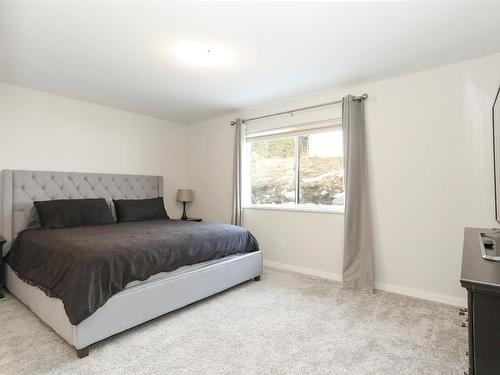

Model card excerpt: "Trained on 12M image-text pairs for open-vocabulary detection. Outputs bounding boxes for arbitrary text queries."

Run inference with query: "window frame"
[242,122,344,214]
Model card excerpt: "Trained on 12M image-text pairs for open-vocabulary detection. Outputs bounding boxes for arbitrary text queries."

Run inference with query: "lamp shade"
[176,189,194,202]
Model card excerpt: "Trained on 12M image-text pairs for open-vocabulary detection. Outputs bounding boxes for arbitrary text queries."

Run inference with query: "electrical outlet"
[280,240,286,250]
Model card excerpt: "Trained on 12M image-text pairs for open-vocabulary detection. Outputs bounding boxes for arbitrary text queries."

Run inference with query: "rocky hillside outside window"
[248,127,344,207]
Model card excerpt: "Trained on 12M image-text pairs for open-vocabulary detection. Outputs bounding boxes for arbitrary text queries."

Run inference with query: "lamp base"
[181,201,187,220]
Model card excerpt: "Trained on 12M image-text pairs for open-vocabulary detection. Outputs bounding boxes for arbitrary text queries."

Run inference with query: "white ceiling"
[1,1,500,124]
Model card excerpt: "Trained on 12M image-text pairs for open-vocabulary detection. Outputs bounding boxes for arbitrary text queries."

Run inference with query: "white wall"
[186,53,500,306]
[0,83,188,218]
[3,53,499,306]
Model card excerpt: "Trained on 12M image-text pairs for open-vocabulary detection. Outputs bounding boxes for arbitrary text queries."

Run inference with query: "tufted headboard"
[0,170,163,254]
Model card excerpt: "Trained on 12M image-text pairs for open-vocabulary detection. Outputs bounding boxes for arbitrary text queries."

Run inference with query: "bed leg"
[76,347,89,359]
[254,275,261,281]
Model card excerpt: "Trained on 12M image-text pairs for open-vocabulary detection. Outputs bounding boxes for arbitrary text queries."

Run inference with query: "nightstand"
[0,237,6,299]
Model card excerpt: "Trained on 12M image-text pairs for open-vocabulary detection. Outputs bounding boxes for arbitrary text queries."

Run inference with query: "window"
[246,126,344,209]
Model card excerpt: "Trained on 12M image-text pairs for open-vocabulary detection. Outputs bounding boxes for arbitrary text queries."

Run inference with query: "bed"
[0,170,262,358]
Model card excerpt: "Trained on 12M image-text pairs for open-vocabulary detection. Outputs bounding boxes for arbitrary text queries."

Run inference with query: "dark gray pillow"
[113,197,170,222]
[34,198,115,229]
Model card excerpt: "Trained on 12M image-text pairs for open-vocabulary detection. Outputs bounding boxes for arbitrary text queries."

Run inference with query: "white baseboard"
[264,260,342,282]
[263,260,466,307]
[373,281,466,307]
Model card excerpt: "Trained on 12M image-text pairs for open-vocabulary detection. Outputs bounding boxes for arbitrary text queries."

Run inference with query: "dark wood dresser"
[460,228,500,375]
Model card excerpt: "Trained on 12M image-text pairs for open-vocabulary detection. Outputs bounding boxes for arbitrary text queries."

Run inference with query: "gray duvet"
[7,220,259,325]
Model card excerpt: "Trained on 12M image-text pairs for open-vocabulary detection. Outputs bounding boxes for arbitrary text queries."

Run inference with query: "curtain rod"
[230,94,367,125]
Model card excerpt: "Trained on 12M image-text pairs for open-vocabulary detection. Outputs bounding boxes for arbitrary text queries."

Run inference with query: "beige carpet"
[0,267,467,375]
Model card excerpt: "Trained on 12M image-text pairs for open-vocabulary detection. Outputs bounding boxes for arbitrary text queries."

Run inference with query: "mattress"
[8,219,259,324]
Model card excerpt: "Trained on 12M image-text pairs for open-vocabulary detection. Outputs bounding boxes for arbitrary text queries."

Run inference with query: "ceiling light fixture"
[172,41,233,67]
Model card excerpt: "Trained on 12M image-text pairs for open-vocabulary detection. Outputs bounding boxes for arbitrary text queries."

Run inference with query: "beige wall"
[186,53,500,306]
[0,82,188,219]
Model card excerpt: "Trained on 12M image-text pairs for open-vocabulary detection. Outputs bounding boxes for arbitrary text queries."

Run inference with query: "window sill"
[242,204,344,214]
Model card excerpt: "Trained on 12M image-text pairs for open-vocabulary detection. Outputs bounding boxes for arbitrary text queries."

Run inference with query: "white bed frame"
[1,170,262,358]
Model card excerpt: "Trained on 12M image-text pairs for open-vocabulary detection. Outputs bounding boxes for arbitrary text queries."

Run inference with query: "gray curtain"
[231,119,244,226]
[342,95,374,292]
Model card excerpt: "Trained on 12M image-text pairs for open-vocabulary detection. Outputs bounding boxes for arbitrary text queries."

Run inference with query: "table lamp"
[176,189,193,220]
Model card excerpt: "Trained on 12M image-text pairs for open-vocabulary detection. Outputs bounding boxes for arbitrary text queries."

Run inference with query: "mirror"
[494,85,500,222]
